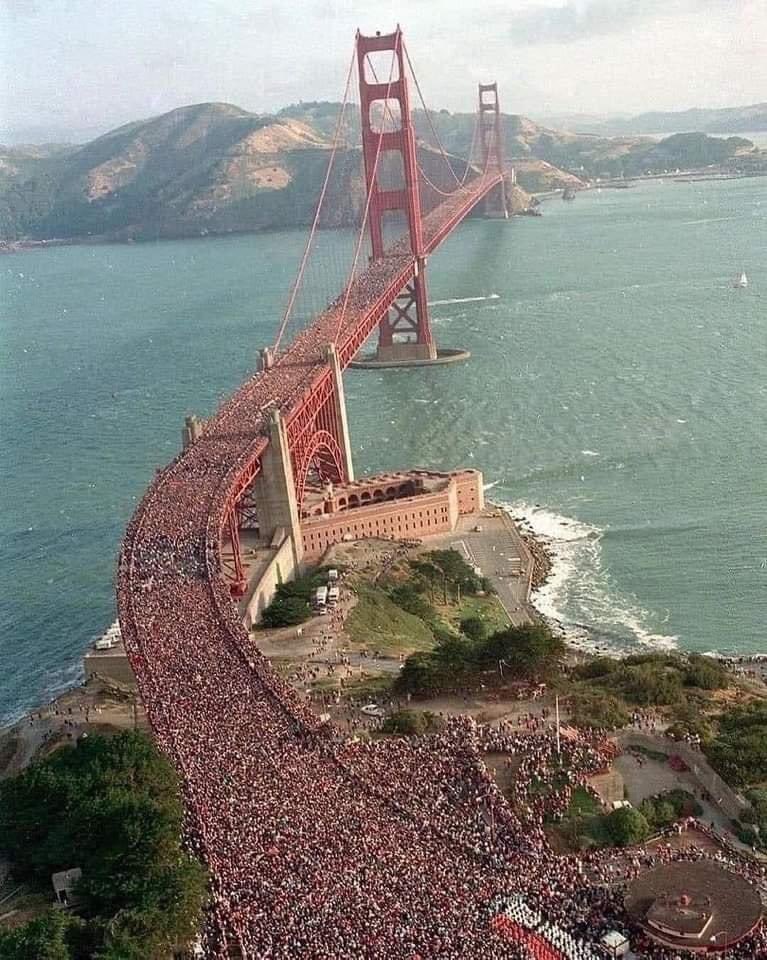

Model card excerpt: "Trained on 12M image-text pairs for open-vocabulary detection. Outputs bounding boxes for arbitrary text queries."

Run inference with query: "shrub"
[569,689,629,730]
[460,617,488,642]
[604,806,651,847]
[618,663,684,706]
[683,654,729,690]
[705,701,767,786]
[260,594,311,627]
[572,657,620,681]
[381,710,443,736]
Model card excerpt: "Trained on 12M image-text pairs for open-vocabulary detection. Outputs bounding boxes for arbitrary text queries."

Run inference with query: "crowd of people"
[117,181,766,957]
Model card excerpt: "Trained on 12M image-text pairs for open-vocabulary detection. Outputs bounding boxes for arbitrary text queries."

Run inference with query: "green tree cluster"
[388,584,438,624]
[260,567,337,627]
[397,623,565,696]
[571,652,728,710]
[0,732,207,960]
[568,689,630,730]
[706,701,767,787]
[410,549,484,601]
[638,789,702,832]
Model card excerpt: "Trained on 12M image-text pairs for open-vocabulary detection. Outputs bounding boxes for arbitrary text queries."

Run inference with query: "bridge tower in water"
[356,28,437,364]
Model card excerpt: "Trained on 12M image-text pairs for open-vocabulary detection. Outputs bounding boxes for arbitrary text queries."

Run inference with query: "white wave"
[483,479,501,491]
[676,418,687,424]
[501,500,678,653]
[581,449,600,457]
[428,294,500,306]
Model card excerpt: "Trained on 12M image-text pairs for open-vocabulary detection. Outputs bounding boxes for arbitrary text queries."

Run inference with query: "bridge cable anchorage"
[332,39,399,347]
[272,45,357,355]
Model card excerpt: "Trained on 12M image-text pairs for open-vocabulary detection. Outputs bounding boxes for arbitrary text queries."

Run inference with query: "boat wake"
[428,294,500,306]
[500,500,678,655]
[681,217,736,226]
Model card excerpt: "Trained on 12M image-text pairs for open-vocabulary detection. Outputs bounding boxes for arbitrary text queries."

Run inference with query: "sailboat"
[733,271,748,289]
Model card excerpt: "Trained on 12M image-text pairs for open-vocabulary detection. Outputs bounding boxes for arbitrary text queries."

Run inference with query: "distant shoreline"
[4,167,765,256]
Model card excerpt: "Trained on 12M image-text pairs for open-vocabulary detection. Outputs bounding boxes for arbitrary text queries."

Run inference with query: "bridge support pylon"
[252,409,304,569]
[352,27,469,369]
[325,343,354,481]
[479,82,508,219]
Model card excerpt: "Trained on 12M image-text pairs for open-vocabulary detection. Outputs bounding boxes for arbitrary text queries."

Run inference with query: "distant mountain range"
[537,102,767,136]
[0,102,762,244]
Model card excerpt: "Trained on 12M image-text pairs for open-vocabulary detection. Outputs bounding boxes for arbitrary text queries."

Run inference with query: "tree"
[260,594,310,627]
[604,806,650,847]
[0,911,81,960]
[475,624,565,680]
[389,584,436,623]
[459,617,487,643]
[0,732,207,960]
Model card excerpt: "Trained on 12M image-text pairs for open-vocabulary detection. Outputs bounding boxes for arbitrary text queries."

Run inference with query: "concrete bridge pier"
[326,342,354,482]
[252,409,304,569]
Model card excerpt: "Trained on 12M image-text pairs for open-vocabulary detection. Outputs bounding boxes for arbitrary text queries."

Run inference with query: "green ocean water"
[1,177,765,723]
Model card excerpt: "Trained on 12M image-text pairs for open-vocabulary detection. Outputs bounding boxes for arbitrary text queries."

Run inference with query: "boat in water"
[734,271,748,288]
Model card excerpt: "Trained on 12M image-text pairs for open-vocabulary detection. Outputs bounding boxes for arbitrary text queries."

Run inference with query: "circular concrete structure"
[349,348,471,369]
[625,860,762,952]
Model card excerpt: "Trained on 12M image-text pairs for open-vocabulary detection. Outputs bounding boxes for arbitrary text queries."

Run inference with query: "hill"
[0,101,761,244]
[543,102,767,136]
[0,101,536,243]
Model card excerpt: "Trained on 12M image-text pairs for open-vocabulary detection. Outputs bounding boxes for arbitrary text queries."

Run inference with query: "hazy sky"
[1,0,766,142]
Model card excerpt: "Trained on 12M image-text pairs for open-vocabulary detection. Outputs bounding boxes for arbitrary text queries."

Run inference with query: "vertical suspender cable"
[273,46,357,354]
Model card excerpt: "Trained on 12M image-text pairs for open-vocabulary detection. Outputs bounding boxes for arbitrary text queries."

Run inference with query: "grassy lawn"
[568,785,602,817]
[438,594,510,634]
[548,786,611,850]
[345,584,435,657]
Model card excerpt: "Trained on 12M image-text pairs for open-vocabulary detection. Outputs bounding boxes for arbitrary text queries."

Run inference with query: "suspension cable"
[332,39,399,347]
[402,41,463,189]
[460,109,481,186]
[272,45,356,354]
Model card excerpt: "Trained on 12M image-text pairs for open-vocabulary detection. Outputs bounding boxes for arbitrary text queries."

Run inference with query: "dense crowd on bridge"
[116,178,764,958]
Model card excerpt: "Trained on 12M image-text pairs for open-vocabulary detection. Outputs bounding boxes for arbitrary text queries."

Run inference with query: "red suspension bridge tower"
[352,27,507,368]
[356,28,435,364]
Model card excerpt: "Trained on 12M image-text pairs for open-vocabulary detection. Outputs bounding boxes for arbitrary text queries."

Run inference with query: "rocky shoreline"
[519,529,554,591]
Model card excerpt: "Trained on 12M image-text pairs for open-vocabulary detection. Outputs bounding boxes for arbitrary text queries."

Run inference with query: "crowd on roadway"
[116,187,766,957]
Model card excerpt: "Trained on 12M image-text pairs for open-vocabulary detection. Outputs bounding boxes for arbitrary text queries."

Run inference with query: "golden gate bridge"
[117,27,571,959]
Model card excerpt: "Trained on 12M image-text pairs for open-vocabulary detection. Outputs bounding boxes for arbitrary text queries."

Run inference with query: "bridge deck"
[116,170,519,955]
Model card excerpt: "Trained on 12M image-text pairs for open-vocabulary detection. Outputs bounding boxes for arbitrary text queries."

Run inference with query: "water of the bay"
[1,177,765,724]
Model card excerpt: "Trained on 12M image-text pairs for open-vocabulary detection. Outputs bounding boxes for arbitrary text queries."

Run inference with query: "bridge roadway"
[117,170,533,957]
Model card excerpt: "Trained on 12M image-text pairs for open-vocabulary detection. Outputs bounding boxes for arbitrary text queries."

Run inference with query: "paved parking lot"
[424,509,534,626]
